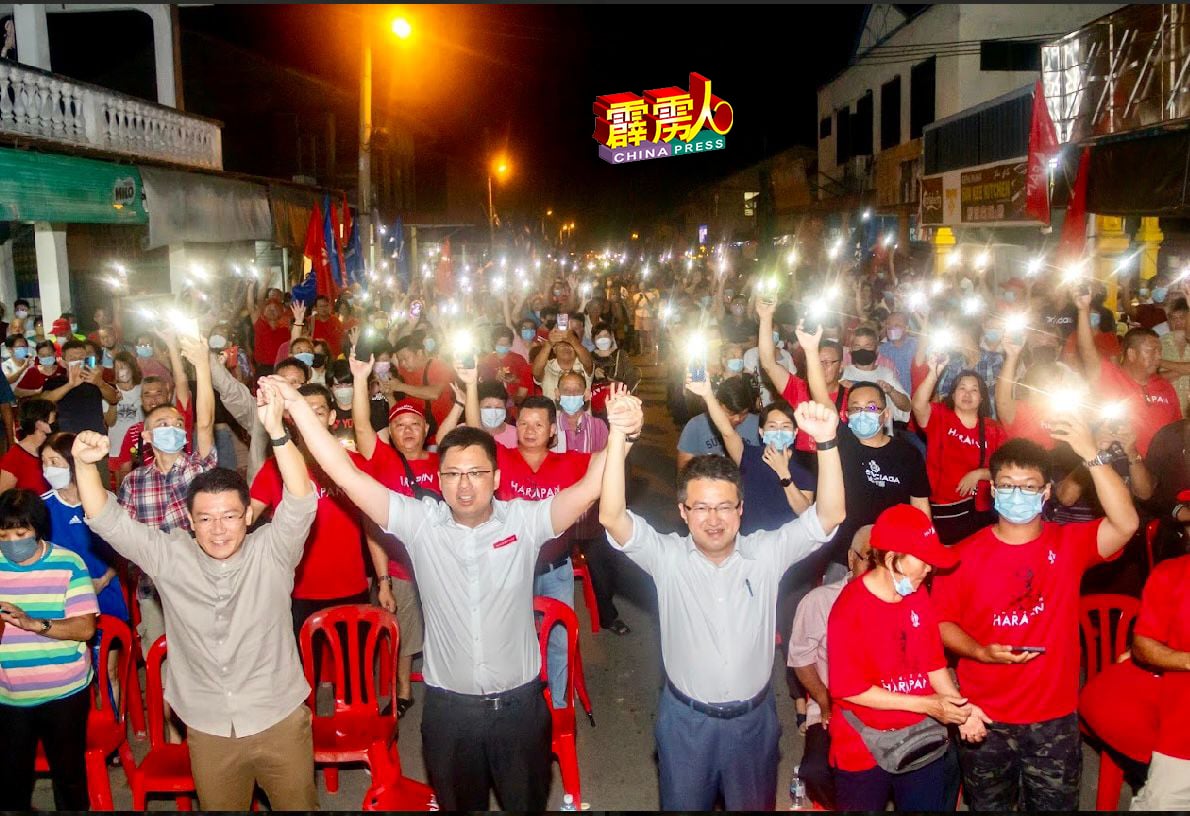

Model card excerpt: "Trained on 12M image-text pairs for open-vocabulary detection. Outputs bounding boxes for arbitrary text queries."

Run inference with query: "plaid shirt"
[116,448,219,534]
[938,350,1004,408]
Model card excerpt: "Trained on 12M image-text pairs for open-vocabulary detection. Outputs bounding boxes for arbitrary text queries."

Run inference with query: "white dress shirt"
[383,493,556,695]
[612,506,831,704]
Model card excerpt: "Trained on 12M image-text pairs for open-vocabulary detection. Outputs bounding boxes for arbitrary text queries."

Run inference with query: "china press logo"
[593,72,733,165]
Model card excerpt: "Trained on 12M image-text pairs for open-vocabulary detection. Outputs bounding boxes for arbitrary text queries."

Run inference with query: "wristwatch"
[779,476,794,488]
[815,438,839,452]
[269,432,291,448]
[39,619,51,635]
[1084,450,1114,469]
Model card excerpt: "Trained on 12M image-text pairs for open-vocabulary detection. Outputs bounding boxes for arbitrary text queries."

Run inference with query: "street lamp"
[488,157,510,247]
[360,14,412,271]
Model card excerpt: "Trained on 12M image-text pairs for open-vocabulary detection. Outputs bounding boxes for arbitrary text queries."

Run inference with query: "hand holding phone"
[557,313,570,332]
[688,360,707,383]
[1011,646,1046,654]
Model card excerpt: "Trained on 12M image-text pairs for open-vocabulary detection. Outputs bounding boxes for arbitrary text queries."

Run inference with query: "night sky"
[180,4,867,241]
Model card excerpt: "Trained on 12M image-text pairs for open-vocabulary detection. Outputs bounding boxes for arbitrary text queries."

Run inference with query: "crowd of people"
[0,243,1186,811]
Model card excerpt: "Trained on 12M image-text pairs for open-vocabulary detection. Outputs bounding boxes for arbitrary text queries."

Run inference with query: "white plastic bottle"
[560,793,577,812]
[789,766,809,810]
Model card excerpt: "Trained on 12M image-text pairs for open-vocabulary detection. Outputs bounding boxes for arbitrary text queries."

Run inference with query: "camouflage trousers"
[959,712,1081,811]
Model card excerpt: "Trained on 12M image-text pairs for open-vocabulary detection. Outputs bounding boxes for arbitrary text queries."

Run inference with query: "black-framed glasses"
[439,470,494,484]
[683,502,741,517]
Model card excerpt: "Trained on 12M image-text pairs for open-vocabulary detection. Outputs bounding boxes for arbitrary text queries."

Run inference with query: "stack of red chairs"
[534,596,596,805]
[117,562,148,739]
[34,614,133,810]
[570,549,602,633]
[120,636,197,810]
[299,604,400,794]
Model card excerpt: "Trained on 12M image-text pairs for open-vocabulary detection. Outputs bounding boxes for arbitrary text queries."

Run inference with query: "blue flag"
[343,207,365,288]
[323,194,345,289]
[291,269,317,306]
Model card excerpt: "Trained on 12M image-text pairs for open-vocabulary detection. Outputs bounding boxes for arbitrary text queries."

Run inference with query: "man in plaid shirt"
[117,335,216,739]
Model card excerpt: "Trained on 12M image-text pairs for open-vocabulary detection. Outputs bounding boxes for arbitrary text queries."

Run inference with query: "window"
[880,77,902,150]
[853,91,874,156]
[980,40,1042,72]
[835,105,852,166]
[743,192,759,217]
[819,116,832,139]
[910,57,936,139]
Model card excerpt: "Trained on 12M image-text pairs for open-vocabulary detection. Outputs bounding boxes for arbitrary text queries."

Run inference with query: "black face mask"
[850,348,878,366]
[312,353,327,369]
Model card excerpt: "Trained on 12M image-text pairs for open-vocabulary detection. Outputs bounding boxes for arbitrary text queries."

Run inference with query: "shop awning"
[0,147,147,224]
[1086,129,1190,216]
[139,166,272,250]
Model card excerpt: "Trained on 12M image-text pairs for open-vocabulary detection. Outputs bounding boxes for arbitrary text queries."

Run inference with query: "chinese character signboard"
[919,176,944,225]
[594,72,733,165]
[960,161,1027,223]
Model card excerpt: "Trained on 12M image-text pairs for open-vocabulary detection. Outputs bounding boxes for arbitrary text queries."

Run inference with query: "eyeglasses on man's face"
[682,502,741,517]
[993,484,1045,497]
[439,469,494,484]
[194,511,248,528]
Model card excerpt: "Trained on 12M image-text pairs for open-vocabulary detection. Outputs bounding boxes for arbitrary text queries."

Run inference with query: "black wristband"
[269,432,291,448]
[624,433,641,443]
[814,438,838,451]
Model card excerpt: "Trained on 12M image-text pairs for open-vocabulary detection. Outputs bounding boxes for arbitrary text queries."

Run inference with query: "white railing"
[0,60,222,170]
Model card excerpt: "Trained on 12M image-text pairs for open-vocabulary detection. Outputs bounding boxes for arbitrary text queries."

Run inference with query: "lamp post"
[488,157,509,248]
[360,15,411,272]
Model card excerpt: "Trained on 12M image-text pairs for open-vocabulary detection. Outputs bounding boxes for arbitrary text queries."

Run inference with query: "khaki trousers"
[187,704,318,810]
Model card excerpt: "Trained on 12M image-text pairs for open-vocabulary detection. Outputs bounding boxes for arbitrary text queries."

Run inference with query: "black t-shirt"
[43,376,105,434]
[739,443,816,535]
[1145,419,1189,510]
[1045,303,1114,339]
[829,424,930,564]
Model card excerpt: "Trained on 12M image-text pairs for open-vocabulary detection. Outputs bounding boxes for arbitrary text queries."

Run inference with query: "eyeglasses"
[993,484,1045,497]
[683,502,741,517]
[850,404,883,413]
[439,469,493,484]
[194,511,248,528]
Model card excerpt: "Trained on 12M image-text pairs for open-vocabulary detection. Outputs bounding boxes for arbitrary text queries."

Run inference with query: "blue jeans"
[656,684,781,810]
[834,752,953,811]
[214,424,237,471]
[532,559,573,709]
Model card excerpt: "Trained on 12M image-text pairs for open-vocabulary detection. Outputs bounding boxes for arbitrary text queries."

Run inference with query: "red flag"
[435,237,454,297]
[1057,147,1091,261]
[302,202,339,301]
[1025,81,1059,224]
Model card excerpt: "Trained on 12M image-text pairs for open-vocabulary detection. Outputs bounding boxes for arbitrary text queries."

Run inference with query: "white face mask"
[594,336,613,351]
[43,465,71,490]
[332,386,353,407]
[480,407,507,429]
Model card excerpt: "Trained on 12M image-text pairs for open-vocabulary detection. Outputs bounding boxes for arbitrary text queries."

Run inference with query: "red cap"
[51,318,72,337]
[1179,489,1190,503]
[870,504,958,569]
[388,399,424,423]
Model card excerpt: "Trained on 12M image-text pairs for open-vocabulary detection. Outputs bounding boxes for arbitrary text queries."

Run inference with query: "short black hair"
[61,339,87,355]
[274,357,312,382]
[4,335,27,349]
[1121,327,1159,354]
[35,340,55,356]
[677,454,743,504]
[852,326,879,343]
[820,339,844,360]
[0,489,50,542]
[989,438,1051,483]
[478,381,508,402]
[943,369,990,420]
[760,399,797,427]
[298,382,334,412]
[113,351,143,385]
[315,295,330,305]
[394,335,423,355]
[14,299,29,310]
[715,375,755,414]
[492,325,514,345]
[848,380,887,408]
[592,321,614,338]
[18,399,55,438]
[185,468,250,513]
[330,359,353,385]
[144,403,185,427]
[1167,297,1188,315]
[437,426,498,470]
[519,395,558,428]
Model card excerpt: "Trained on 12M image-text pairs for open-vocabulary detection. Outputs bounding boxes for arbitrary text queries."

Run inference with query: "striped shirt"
[0,543,99,706]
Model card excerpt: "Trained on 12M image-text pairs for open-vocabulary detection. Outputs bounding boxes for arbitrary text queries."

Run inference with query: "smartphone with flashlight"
[557,312,570,332]
[410,300,424,318]
[1011,646,1047,654]
[85,355,97,369]
[688,358,707,383]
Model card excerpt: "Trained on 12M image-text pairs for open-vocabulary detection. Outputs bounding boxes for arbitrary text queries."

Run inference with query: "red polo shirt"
[1095,360,1181,456]
[253,317,291,369]
[0,445,49,493]
[312,315,345,359]
[922,402,1006,504]
[1134,554,1190,760]
[362,441,440,581]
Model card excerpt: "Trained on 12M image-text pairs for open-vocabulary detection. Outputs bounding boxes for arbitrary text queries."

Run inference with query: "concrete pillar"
[167,244,188,295]
[33,223,69,321]
[933,226,956,276]
[1093,215,1130,311]
[1136,216,1163,282]
[0,240,17,315]
[146,5,178,108]
[12,4,51,71]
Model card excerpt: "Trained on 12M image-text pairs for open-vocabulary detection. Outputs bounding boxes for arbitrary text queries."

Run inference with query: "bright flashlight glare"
[661,303,674,322]
[137,306,157,322]
[1063,260,1086,284]
[807,299,829,319]
[786,250,799,266]
[930,280,945,296]
[581,282,592,295]
[1005,312,1028,335]
[451,329,474,355]
[1048,385,1087,412]
[962,296,983,315]
[685,332,706,360]
[827,244,840,261]
[166,309,199,338]
[824,284,840,302]
[642,265,651,279]
[946,251,961,268]
[974,251,989,269]
[188,263,207,281]
[882,233,894,248]
[861,208,871,221]
[1100,401,1127,421]
[907,290,927,310]
[1026,257,1044,277]
[930,327,955,352]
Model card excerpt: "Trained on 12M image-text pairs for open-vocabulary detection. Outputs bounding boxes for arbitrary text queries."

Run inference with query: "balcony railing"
[0,60,222,170]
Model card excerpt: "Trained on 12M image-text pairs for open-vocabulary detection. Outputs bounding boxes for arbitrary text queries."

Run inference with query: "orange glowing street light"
[391,17,412,39]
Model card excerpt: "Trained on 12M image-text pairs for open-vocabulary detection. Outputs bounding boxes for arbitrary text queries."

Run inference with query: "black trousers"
[800,722,834,808]
[0,686,91,810]
[422,679,552,810]
[578,533,621,625]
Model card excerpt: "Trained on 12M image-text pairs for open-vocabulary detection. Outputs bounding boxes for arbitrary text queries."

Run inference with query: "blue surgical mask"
[480,407,507,428]
[136,345,153,358]
[1002,290,1016,303]
[983,329,1002,344]
[559,395,585,415]
[1152,287,1168,304]
[495,344,511,356]
[725,357,744,373]
[892,569,916,597]
[762,428,795,451]
[521,329,536,342]
[13,346,30,360]
[151,426,188,454]
[38,355,57,367]
[0,535,39,563]
[994,487,1045,524]
[423,337,437,353]
[848,410,883,439]
[1089,312,1102,330]
[294,352,315,367]
[101,350,113,368]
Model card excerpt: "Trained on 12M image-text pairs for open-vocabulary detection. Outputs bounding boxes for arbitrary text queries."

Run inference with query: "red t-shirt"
[362,442,440,581]
[1133,554,1190,760]
[922,402,1006,504]
[397,358,455,430]
[1002,400,1057,451]
[250,452,369,600]
[253,317,290,369]
[479,350,534,400]
[931,519,1116,724]
[827,577,947,771]
[1095,360,1181,456]
[781,374,847,453]
[16,364,61,392]
[312,316,345,360]
[495,446,589,502]
[113,397,194,469]
[1061,330,1120,367]
[0,445,49,493]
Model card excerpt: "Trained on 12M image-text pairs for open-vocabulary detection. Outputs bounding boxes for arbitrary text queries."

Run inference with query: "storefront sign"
[920,176,944,225]
[0,148,147,224]
[960,161,1027,223]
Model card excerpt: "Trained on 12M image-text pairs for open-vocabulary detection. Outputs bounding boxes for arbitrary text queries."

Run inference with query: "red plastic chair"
[118,563,148,739]
[361,740,437,811]
[120,636,196,810]
[33,615,133,810]
[299,604,400,794]
[1078,594,1141,811]
[570,550,601,633]
[534,596,594,805]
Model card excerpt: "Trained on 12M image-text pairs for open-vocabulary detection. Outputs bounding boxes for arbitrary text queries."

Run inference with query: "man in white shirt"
[843,326,911,427]
[261,374,642,810]
[600,399,845,810]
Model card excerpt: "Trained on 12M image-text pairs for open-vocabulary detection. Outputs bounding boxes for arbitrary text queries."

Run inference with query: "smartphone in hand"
[557,313,570,332]
[689,359,707,383]
[1011,646,1046,654]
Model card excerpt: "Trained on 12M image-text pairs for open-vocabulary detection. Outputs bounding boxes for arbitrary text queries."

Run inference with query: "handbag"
[843,709,950,774]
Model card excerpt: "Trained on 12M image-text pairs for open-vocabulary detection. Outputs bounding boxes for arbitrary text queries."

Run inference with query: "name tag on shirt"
[492,535,517,550]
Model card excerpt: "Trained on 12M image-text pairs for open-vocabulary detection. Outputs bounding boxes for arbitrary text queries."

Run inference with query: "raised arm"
[756,298,792,395]
[246,278,262,323]
[531,338,552,382]
[256,380,311,499]
[348,346,379,459]
[179,336,214,459]
[597,389,642,546]
[795,324,833,409]
[261,375,391,527]
[290,302,307,342]
[684,376,744,463]
[911,355,945,428]
[1074,291,1102,382]
[796,401,844,535]
[995,336,1023,426]
[158,330,191,412]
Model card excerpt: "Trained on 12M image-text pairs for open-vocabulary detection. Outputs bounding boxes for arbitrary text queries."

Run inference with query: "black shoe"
[397,697,414,718]
[604,618,631,636]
